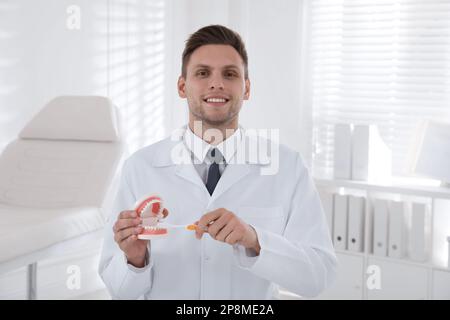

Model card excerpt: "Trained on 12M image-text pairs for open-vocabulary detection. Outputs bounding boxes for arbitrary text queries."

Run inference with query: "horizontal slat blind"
[309,0,450,180]
[108,0,166,155]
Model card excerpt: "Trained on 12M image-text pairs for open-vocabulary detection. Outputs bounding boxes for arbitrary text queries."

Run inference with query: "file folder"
[373,199,389,256]
[352,125,369,181]
[348,196,365,252]
[409,203,430,262]
[447,236,450,268]
[388,201,406,259]
[333,194,348,250]
[352,125,392,183]
[334,124,352,179]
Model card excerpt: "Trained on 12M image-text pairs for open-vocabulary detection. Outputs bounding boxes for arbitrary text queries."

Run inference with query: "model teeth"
[139,199,160,214]
[144,226,164,230]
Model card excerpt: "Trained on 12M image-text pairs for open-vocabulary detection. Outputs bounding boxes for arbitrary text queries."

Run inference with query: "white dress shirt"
[99,125,337,299]
[183,126,242,184]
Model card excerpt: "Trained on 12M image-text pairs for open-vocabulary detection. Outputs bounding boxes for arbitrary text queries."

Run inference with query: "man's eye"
[196,70,208,77]
[225,72,238,78]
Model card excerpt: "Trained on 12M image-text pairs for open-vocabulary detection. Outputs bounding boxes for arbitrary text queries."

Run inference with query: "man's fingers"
[197,208,225,231]
[214,222,235,242]
[113,217,141,233]
[194,221,211,239]
[123,234,138,247]
[119,210,137,219]
[224,231,241,245]
[114,226,142,243]
[194,221,204,239]
[196,209,238,240]
[120,234,148,252]
[195,219,215,239]
[207,213,232,238]
[125,234,144,245]
[118,227,142,243]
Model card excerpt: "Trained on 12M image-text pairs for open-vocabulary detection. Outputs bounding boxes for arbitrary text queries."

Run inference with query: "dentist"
[99,25,337,299]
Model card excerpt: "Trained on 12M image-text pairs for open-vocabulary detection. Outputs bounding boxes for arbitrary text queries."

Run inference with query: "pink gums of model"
[134,195,167,239]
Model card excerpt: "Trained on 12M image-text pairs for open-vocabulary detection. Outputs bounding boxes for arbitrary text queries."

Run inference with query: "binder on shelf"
[348,196,365,252]
[373,199,389,257]
[409,203,430,262]
[352,125,392,183]
[388,201,406,259]
[409,120,450,184]
[334,124,352,180]
[447,236,450,269]
[318,189,334,238]
[351,125,369,181]
[333,194,348,250]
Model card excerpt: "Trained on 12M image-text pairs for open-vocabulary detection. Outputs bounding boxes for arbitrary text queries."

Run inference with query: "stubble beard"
[189,98,241,127]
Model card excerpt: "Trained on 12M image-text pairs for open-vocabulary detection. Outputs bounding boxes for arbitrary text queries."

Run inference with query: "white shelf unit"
[314,179,450,300]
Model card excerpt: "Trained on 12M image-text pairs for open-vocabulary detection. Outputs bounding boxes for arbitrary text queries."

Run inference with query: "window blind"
[308,0,450,180]
[108,0,165,155]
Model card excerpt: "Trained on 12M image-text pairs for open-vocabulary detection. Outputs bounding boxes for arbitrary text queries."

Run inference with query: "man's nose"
[208,73,224,90]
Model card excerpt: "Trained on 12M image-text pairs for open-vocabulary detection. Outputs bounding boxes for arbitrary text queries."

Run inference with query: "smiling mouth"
[203,97,230,105]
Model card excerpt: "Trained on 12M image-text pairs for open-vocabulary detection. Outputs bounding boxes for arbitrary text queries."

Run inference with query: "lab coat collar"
[151,125,274,201]
[183,125,242,165]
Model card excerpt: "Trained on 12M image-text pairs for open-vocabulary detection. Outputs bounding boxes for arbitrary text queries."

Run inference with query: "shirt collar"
[183,126,243,164]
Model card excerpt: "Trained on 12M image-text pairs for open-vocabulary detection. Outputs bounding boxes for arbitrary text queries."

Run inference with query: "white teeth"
[206,98,226,103]
[144,226,164,230]
[139,199,160,215]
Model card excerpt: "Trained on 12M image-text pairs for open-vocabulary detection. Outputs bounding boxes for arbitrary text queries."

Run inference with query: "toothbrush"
[158,222,214,231]
[157,223,197,231]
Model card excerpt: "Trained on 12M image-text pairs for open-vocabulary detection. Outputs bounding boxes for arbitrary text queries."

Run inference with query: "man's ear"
[177,76,187,98]
[244,78,251,100]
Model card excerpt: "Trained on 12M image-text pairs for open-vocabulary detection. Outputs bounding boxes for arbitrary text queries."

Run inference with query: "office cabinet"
[315,179,450,300]
[367,258,428,300]
[316,253,364,300]
[432,269,450,299]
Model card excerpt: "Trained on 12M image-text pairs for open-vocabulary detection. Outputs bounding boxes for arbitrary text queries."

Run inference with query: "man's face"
[178,44,250,127]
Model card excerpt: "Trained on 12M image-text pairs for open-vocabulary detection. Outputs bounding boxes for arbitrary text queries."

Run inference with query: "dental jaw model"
[134,195,167,239]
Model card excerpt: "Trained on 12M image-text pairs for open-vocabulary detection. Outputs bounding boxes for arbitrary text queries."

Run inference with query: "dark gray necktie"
[206,148,223,195]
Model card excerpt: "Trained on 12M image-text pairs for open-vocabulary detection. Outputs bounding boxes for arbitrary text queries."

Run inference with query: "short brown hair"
[181,25,249,79]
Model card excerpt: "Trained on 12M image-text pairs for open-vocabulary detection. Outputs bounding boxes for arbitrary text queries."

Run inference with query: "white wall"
[0,0,108,152]
[243,0,309,160]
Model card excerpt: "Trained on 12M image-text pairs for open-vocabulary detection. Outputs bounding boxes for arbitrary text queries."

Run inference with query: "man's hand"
[112,208,169,267]
[195,208,261,255]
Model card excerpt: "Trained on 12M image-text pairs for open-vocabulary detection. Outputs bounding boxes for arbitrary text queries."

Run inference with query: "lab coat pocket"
[238,206,284,234]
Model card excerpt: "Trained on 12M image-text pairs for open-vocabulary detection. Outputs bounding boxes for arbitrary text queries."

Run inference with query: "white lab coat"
[99,127,337,299]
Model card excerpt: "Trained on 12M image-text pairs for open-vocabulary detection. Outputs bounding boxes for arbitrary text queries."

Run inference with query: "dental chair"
[0,96,124,299]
